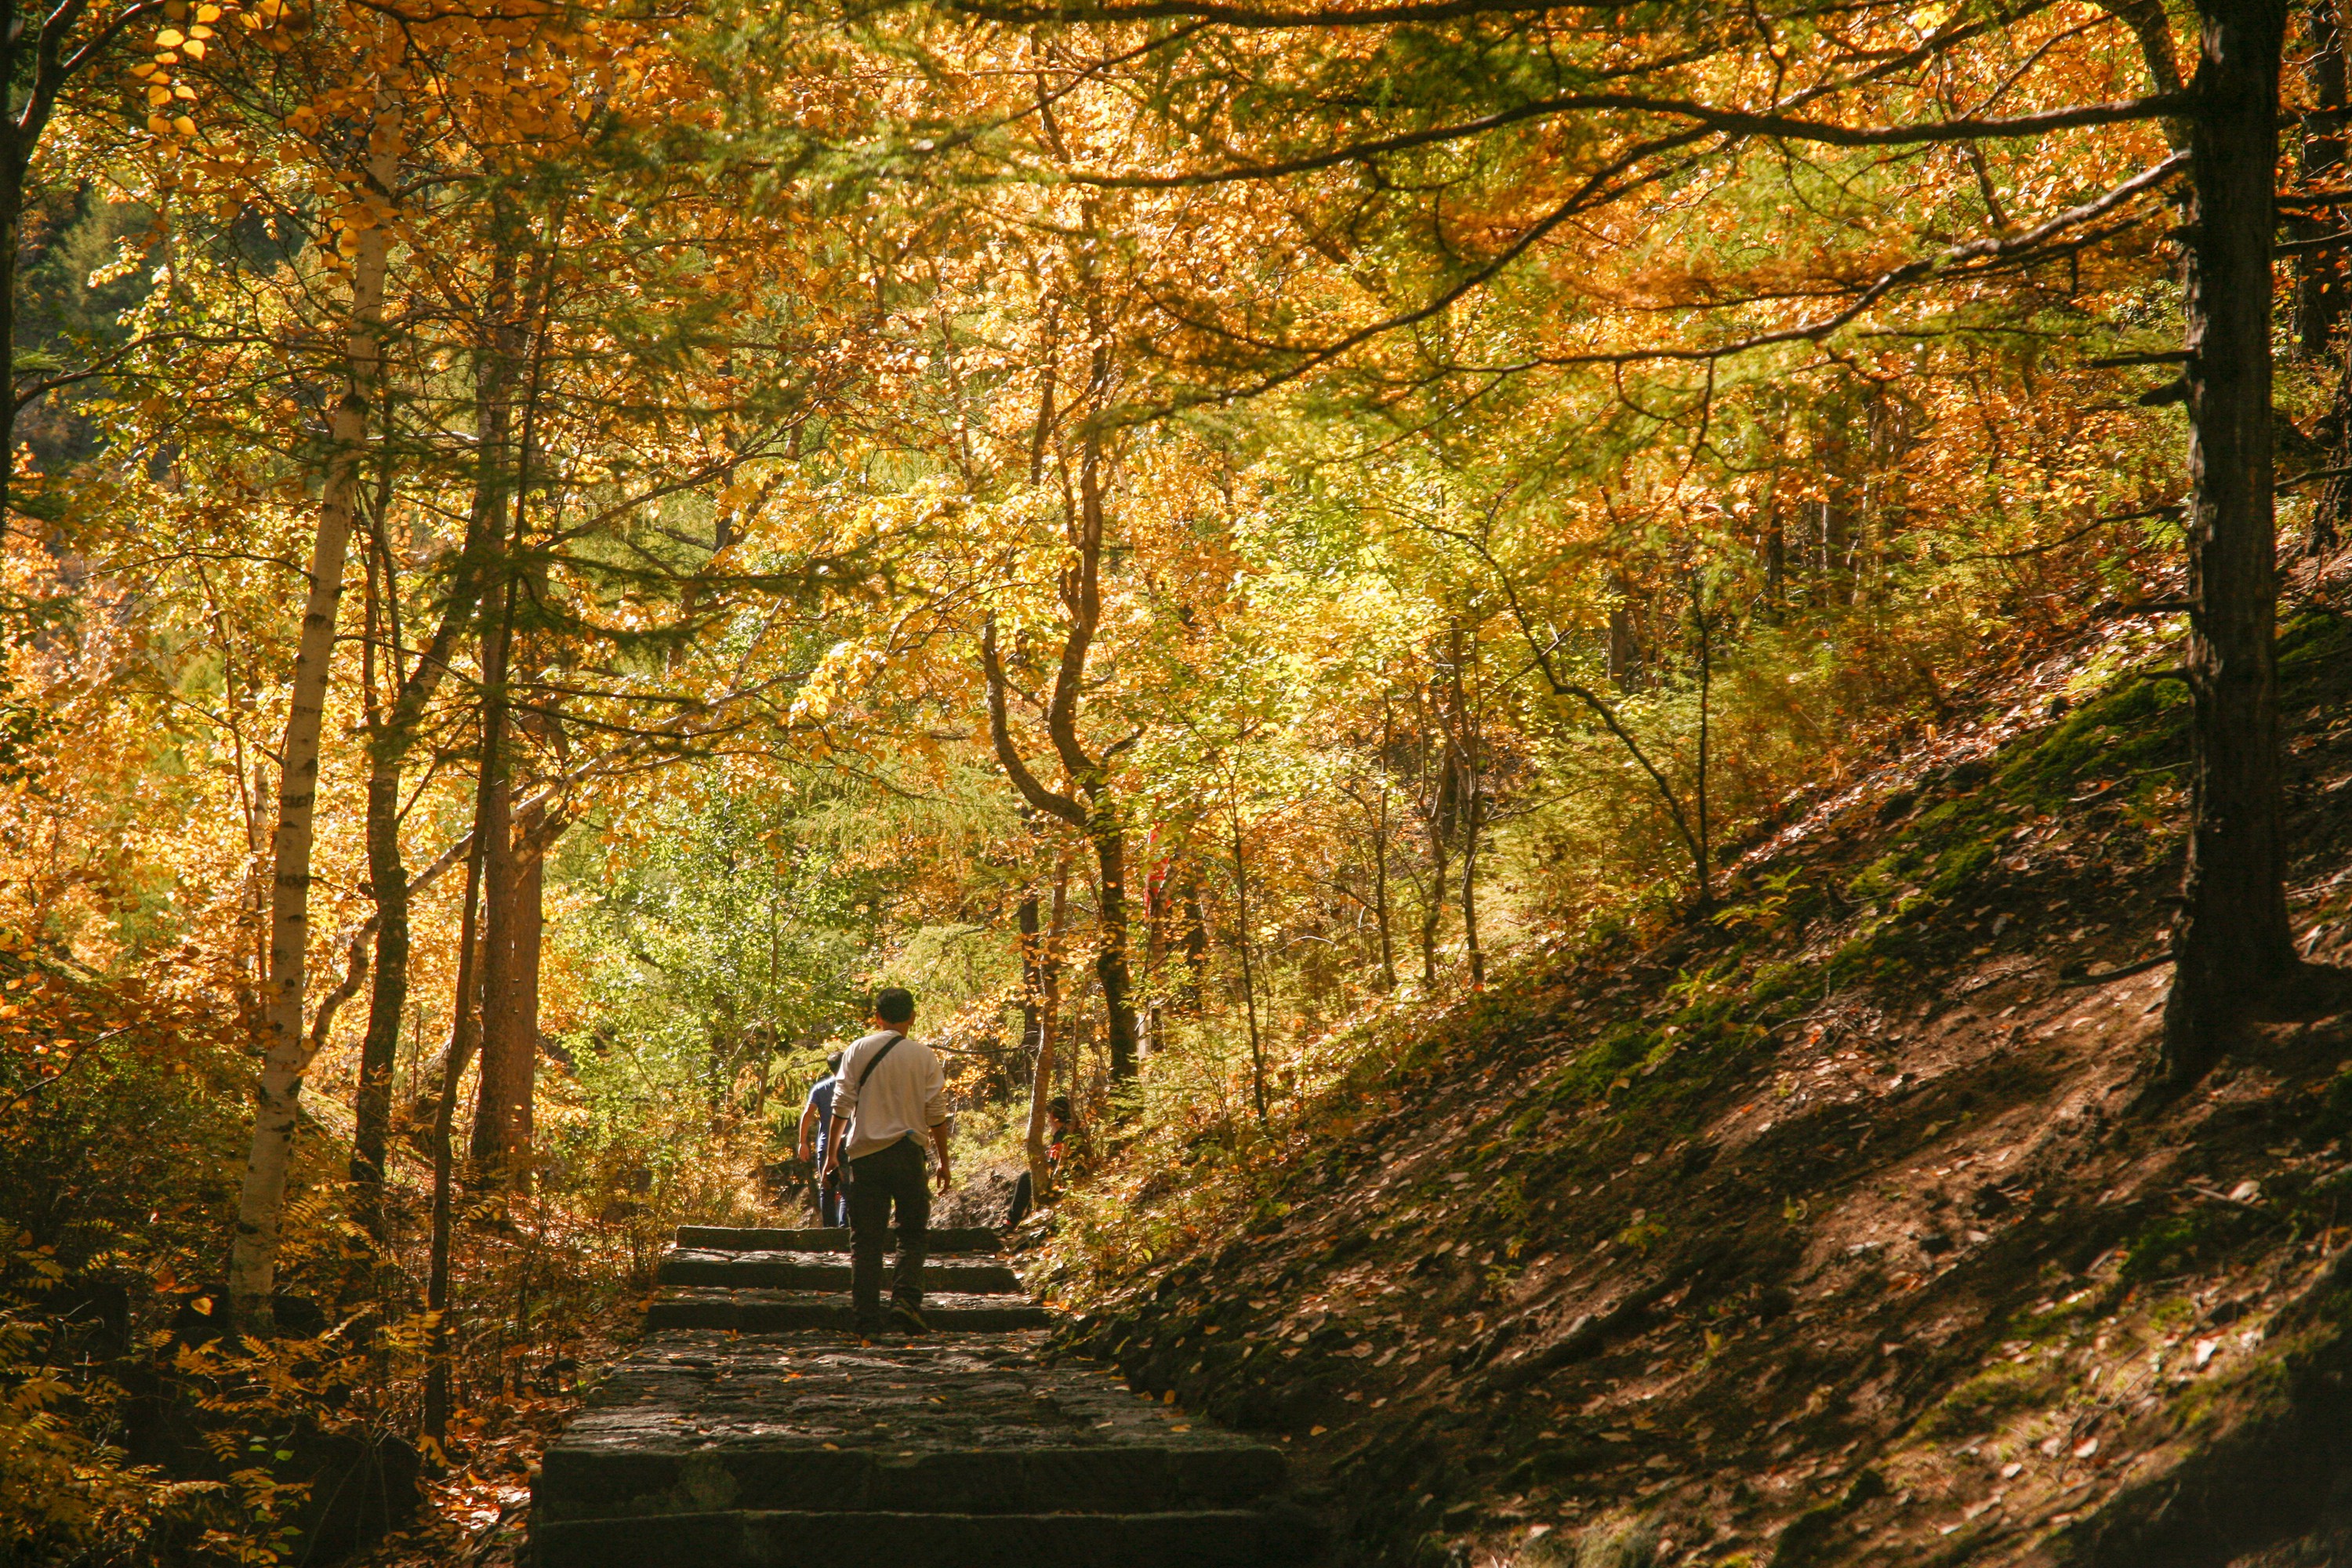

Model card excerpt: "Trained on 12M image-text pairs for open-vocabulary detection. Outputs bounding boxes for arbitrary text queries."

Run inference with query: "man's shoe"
[852,1318,887,1340]
[889,1300,930,1336]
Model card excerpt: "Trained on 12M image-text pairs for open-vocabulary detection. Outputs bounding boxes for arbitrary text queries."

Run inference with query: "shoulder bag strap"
[855,1033,905,1091]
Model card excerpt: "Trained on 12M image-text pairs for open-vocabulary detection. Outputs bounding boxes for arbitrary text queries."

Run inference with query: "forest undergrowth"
[1034,578,2352,1567]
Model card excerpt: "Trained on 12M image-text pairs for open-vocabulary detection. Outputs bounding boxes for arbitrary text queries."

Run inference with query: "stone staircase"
[531,1223,1326,1566]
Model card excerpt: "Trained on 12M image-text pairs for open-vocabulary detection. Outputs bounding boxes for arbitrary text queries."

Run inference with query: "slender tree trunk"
[1458,758,1485,990]
[1371,777,1397,992]
[0,132,22,524]
[425,823,490,1446]
[1228,786,1269,1127]
[2165,0,2308,1081]
[1018,892,1054,1199]
[467,638,519,1181]
[351,753,406,1239]
[1090,824,1138,1082]
[1606,572,1639,691]
[1180,871,1207,1011]
[466,221,532,1189]
[226,128,396,1332]
[352,358,508,1234]
[1420,820,1450,991]
[2298,0,2348,356]
[508,810,546,1174]
[1693,589,1715,911]
[1045,856,1069,1103]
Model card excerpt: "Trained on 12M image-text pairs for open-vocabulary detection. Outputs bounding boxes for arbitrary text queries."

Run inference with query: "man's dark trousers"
[847,1134,929,1327]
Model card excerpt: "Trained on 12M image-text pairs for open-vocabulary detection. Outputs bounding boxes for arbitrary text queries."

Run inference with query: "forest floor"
[1047,594,2352,1566]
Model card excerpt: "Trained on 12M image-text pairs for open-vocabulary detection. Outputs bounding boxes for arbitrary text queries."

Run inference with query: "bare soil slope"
[1053,608,2352,1568]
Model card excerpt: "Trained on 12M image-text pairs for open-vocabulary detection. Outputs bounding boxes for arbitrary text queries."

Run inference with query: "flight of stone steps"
[530,1221,1327,1566]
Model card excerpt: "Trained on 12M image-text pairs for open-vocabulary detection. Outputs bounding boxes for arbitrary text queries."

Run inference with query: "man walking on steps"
[823,988,953,1336]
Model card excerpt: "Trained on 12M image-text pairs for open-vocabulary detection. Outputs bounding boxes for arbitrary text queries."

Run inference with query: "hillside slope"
[1048,608,2352,1568]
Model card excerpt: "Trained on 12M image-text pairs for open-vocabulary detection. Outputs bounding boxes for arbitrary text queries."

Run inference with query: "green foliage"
[553,773,880,1156]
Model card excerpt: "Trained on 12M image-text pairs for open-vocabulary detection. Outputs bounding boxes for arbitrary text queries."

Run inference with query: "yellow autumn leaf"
[146,84,172,107]
[154,28,184,45]
[188,24,212,38]
[194,3,220,16]
[146,113,171,133]
[182,38,205,57]
[172,115,195,136]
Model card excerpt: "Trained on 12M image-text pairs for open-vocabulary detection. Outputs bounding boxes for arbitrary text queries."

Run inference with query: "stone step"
[677,1225,1000,1254]
[540,1437,1287,1517]
[533,1506,1325,1568]
[536,1333,1287,1523]
[645,1289,1049,1334]
[656,1250,1023,1295]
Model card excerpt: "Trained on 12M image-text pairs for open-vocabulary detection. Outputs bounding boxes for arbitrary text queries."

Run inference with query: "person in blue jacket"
[797,1051,847,1225]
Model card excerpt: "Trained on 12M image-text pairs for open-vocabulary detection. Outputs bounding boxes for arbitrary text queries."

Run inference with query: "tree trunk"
[350,755,406,1240]
[466,648,521,1182]
[1091,824,1138,1083]
[2297,0,2348,356]
[2165,0,2306,1081]
[1180,872,1208,1011]
[425,810,490,1446]
[1370,758,1397,992]
[226,126,396,1332]
[1419,819,1451,990]
[1458,756,1485,991]
[1229,797,1269,1127]
[0,143,20,525]
[1605,572,1639,691]
[1018,892,1054,1199]
[508,811,546,1171]
[1693,586,1715,911]
[350,327,510,1234]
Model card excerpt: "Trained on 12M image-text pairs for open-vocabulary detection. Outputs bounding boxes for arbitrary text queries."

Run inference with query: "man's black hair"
[826,1051,844,1073]
[873,987,915,1025]
[1048,1095,1073,1123]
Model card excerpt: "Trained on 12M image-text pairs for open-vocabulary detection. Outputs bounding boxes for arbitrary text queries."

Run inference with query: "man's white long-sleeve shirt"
[831,1029,949,1161]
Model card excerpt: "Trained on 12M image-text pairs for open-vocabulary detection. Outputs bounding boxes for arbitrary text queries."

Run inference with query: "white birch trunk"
[227,106,401,1332]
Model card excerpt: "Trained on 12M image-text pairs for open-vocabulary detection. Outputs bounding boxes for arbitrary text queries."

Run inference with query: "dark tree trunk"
[1091,825,1138,1083]
[1180,873,1207,1011]
[0,157,19,526]
[2165,0,2314,1080]
[2297,0,2348,355]
[1458,762,1485,990]
[1229,801,1269,1126]
[350,761,405,1237]
[1419,819,1451,990]
[1018,892,1054,1196]
[426,765,494,1445]
[506,813,546,1167]
[466,644,521,1181]
[1606,572,1640,691]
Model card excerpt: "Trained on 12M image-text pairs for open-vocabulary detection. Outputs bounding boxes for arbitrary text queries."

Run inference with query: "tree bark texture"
[227,114,397,1332]
[2165,0,2303,1080]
